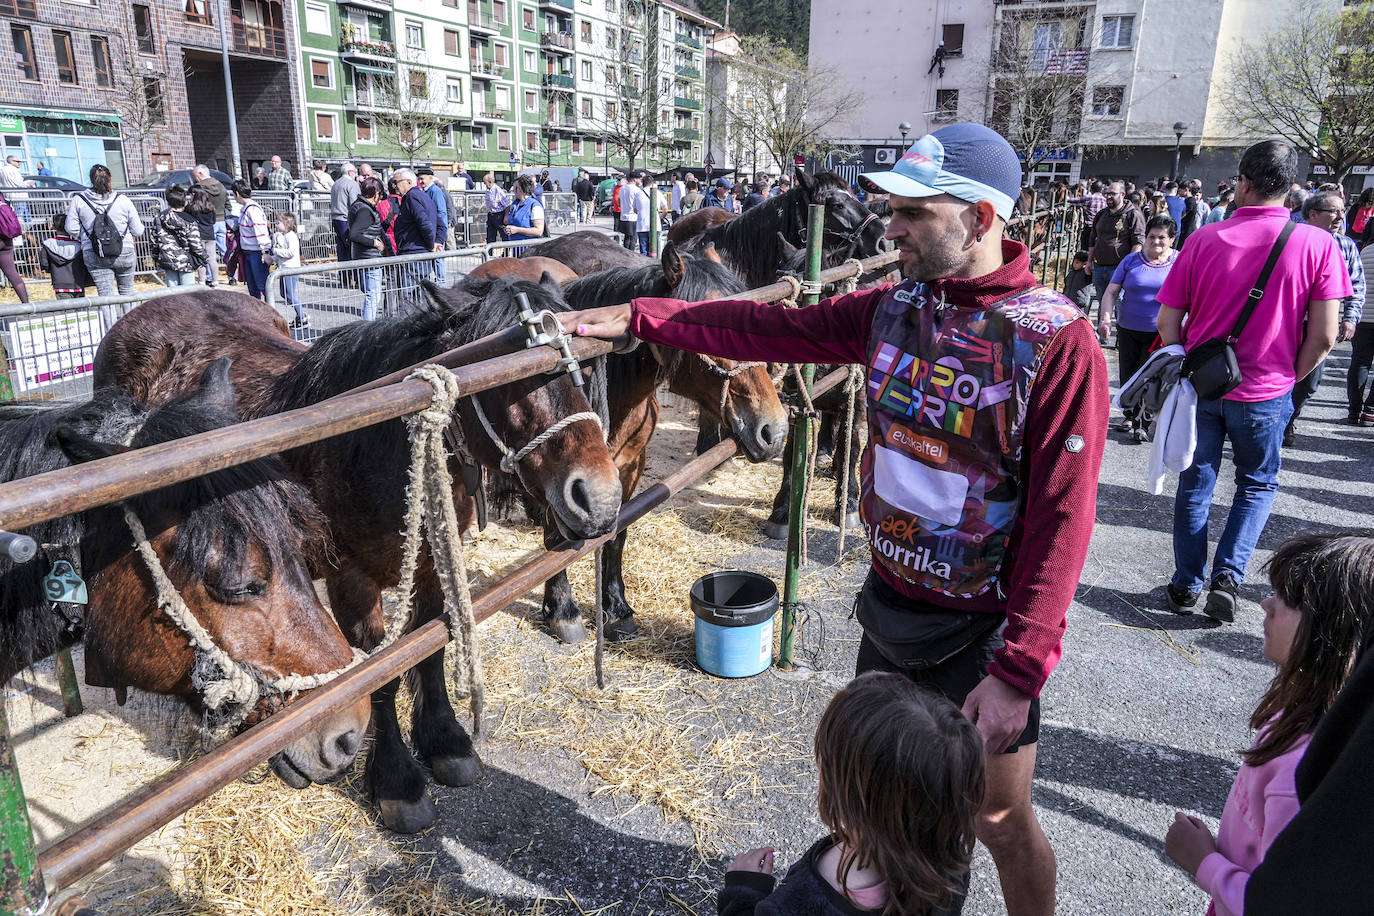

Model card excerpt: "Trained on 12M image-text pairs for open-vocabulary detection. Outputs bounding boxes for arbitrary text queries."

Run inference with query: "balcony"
[339,0,391,12]
[673,127,700,141]
[471,110,502,122]
[545,115,577,131]
[469,59,508,79]
[674,95,700,110]
[674,65,701,80]
[342,84,380,109]
[469,13,504,35]
[538,0,573,9]
[541,72,575,90]
[340,37,397,62]
[675,32,701,49]
[540,31,574,53]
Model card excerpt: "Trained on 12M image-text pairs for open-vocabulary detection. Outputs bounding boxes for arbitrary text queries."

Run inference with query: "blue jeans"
[433,244,446,284]
[1172,394,1293,591]
[361,265,381,321]
[282,274,303,321]
[214,220,227,259]
[399,258,432,308]
[161,269,197,287]
[637,231,650,255]
[1091,264,1116,318]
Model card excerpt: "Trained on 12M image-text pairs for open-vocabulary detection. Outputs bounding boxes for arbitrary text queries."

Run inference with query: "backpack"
[81,195,126,258]
[0,192,20,240]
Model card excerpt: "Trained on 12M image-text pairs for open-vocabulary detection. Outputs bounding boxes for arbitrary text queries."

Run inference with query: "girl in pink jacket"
[1166,532,1374,915]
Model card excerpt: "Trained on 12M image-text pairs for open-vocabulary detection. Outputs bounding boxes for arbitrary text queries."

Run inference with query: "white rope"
[697,354,767,416]
[471,396,604,475]
[777,274,801,308]
[836,258,866,296]
[835,364,864,556]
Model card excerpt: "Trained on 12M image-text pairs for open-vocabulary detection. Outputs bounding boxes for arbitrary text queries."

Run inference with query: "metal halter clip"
[516,292,584,388]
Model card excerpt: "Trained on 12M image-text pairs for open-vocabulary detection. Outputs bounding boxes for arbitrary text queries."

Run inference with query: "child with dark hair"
[1166,531,1374,916]
[1062,249,1093,315]
[38,211,91,298]
[149,184,206,287]
[719,672,985,916]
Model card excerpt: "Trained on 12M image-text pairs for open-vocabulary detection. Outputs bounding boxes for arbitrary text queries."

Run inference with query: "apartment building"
[0,0,303,184]
[807,0,1336,188]
[291,0,714,179]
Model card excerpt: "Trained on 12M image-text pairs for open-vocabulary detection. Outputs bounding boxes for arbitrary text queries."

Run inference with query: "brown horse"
[468,256,578,286]
[520,230,650,275]
[547,244,786,641]
[0,360,370,787]
[93,283,622,833]
[667,207,735,246]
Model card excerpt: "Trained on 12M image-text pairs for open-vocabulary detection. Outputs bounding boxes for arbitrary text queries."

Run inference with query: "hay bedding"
[10,406,869,915]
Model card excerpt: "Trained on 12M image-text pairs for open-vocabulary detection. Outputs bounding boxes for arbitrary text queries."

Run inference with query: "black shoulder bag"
[1182,220,1294,400]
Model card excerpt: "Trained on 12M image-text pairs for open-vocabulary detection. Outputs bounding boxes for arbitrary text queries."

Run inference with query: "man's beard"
[899,222,971,283]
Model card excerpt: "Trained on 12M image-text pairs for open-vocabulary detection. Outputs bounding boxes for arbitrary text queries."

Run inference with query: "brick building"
[0,0,304,185]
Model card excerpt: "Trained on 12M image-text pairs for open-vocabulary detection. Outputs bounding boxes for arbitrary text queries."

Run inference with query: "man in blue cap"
[566,124,1107,915]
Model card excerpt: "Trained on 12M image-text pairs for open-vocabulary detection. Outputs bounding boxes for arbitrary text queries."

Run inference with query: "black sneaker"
[1166,583,1200,615]
[1204,573,1239,623]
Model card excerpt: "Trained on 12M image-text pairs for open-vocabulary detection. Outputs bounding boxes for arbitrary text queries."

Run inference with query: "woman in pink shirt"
[1166,532,1374,915]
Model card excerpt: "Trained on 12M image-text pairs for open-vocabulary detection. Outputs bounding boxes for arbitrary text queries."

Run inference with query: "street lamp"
[899,121,912,146]
[1171,121,1189,181]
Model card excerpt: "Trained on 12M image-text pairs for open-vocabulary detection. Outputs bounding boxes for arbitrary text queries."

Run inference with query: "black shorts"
[854,573,1040,754]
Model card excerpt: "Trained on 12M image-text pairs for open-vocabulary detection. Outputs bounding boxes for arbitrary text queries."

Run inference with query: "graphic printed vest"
[859,279,1085,598]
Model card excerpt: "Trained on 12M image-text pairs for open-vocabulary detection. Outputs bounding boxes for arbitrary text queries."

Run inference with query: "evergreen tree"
[694,0,810,55]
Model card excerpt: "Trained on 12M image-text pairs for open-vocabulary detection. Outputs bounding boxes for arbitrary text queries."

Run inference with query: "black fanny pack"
[854,572,1005,672]
[1183,220,1292,400]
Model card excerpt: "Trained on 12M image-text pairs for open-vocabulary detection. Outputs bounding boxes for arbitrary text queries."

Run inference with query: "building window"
[0,0,38,20]
[595,139,604,155]
[523,49,535,72]
[446,76,463,102]
[492,0,506,24]
[493,43,507,66]
[522,7,534,30]
[473,126,487,149]
[580,21,591,42]
[606,100,616,120]
[549,136,559,154]
[497,127,512,150]
[941,23,964,55]
[580,97,591,117]
[356,116,374,142]
[495,84,510,108]
[525,130,538,151]
[581,59,591,80]
[524,89,536,111]
[133,3,156,54]
[185,0,211,24]
[405,21,423,48]
[309,57,332,89]
[571,137,581,154]
[315,111,338,141]
[934,88,958,122]
[1100,15,1134,49]
[90,35,112,87]
[1030,21,1063,69]
[444,28,460,56]
[409,69,427,98]
[605,26,615,46]
[143,77,166,124]
[303,1,328,34]
[1091,85,1124,117]
[437,122,453,146]
[11,26,36,81]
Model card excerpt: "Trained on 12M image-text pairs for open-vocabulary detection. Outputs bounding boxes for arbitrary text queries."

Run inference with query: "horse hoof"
[548,617,589,644]
[762,519,788,540]
[379,794,438,834]
[605,615,638,642]
[835,510,860,530]
[429,753,481,787]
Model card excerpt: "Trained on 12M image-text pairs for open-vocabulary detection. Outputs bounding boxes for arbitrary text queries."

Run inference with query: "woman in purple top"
[1100,214,1178,440]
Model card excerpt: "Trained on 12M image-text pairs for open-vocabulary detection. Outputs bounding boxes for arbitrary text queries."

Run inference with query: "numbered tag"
[44,559,88,605]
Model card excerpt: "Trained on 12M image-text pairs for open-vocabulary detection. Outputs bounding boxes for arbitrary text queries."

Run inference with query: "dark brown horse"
[529,243,787,642]
[0,360,370,786]
[667,207,735,246]
[468,256,579,286]
[93,283,622,833]
[520,230,651,275]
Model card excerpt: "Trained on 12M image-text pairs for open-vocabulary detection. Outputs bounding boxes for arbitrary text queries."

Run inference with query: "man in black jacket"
[390,168,438,303]
[572,170,596,224]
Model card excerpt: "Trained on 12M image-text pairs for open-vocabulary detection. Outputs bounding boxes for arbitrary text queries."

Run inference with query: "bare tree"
[710,35,862,176]
[988,7,1091,184]
[110,35,170,179]
[368,47,458,167]
[1217,0,1374,182]
[592,37,672,171]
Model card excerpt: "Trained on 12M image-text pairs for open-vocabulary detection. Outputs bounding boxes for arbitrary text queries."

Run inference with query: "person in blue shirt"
[503,175,545,256]
[704,178,736,211]
[416,167,449,283]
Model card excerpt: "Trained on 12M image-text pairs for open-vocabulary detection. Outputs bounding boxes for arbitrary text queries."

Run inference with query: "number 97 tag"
[43,559,88,605]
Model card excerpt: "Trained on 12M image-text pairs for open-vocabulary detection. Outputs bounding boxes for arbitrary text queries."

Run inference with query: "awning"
[0,106,121,123]
[345,62,396,77]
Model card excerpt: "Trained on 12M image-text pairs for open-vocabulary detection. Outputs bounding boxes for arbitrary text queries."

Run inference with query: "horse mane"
[0,385,328,679]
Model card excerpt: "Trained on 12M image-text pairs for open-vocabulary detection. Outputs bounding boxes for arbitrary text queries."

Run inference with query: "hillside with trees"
[693,0,810,55]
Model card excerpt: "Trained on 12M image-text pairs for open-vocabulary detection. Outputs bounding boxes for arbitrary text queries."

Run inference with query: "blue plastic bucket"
[691,571,779,678]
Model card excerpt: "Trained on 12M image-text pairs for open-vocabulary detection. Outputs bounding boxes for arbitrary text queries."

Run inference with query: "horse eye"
[215,581,267,601]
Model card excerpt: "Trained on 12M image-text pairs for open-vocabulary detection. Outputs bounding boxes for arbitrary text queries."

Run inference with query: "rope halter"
[470,398,604,475]
[696,354,767,418]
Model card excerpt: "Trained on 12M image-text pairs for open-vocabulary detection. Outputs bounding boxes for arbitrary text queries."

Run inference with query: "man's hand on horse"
[568,305,632,339]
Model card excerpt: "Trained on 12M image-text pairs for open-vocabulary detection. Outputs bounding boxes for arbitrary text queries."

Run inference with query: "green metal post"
[55,649,82,718]
[777,203,825,670]
[649,186,661,258]
[0,705,45,913]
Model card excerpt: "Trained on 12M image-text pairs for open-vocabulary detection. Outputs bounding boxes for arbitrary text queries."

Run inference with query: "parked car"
[3,175,86,191]
[127,168,234,190]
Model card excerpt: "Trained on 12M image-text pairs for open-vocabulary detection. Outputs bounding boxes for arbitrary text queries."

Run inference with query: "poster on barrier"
[4,310,104,395]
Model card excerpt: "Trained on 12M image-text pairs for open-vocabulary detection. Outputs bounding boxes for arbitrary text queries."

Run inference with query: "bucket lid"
[691,570,779,627]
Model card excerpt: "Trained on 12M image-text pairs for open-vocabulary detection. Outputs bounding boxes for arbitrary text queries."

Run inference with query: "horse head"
[51,359,370,787]
[793,169,887,265]
[655,243,787,463]
[424,276,622,541]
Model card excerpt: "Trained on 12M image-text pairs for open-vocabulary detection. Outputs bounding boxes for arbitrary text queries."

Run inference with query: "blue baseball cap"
[861,123,1021,220]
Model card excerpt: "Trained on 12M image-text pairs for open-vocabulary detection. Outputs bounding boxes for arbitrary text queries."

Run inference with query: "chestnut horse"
[93,283,622,833]
[468,255,578,286]
[0,360,370,786]
[516,244,787,642]
[519,230,650,275]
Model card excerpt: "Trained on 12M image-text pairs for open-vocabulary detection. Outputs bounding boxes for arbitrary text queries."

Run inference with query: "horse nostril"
[758,422,777,446]
[336,729,362,760]
[565,475,593,518]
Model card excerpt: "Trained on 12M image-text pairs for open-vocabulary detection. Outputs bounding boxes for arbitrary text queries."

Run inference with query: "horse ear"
[192,357,238,416]
[702,243,722,264]
[775,232,802,260]
[53,427,128,465]
[538,271,561,296]
[661,241,685,288]
[795,169,817,197]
